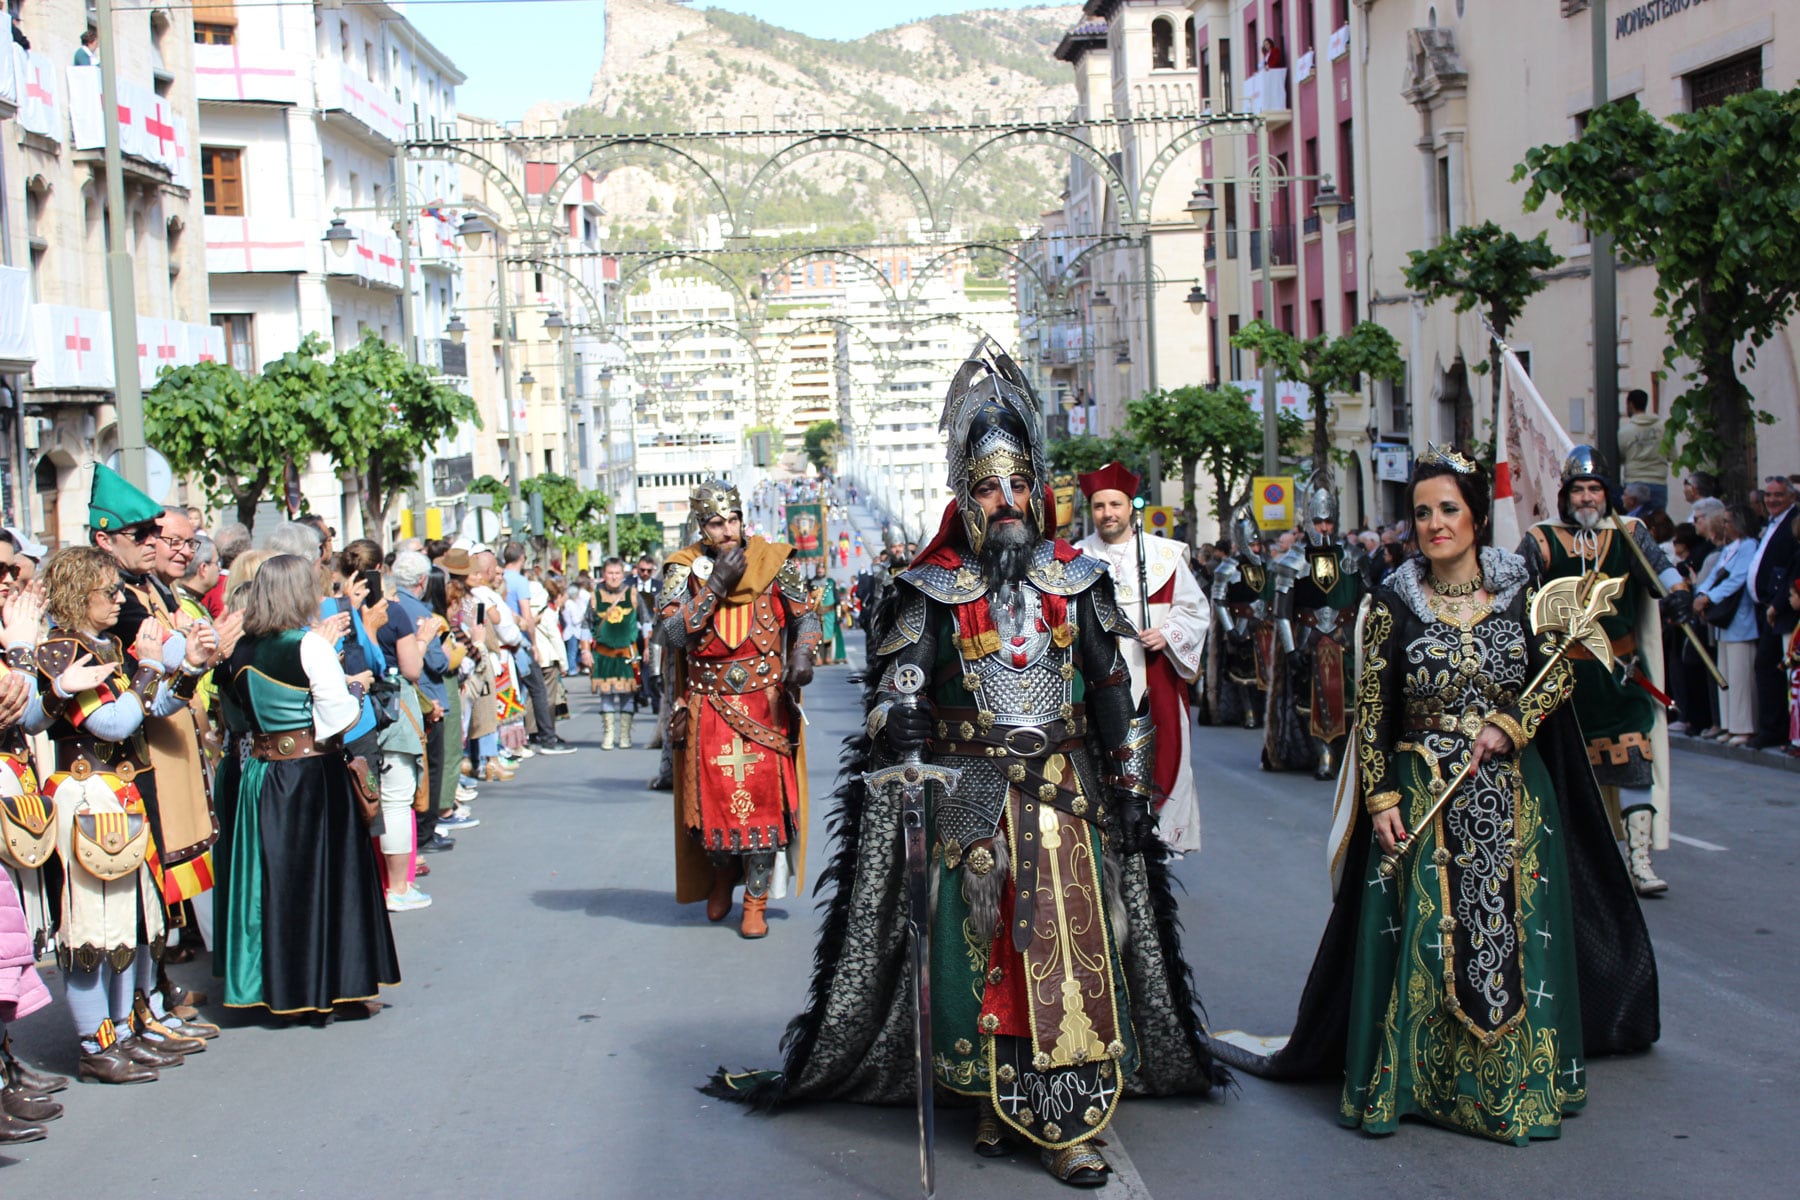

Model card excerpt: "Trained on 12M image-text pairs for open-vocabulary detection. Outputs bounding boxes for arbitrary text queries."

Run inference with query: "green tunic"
[589,588,639,692]
[815,577,845,660]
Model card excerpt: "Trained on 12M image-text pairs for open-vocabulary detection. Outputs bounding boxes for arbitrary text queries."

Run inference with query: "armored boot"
[601,711,618,751]
[1314,739,1336,782]
[973,1099,1019,1158]
[1625,809,1667,896]
[618,712,635,750]
[1040,1143,1111,1188]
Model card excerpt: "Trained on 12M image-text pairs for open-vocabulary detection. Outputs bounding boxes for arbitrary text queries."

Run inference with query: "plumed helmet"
[941,339,1046,553]
[689,477,742,525]
[1557,444,1618,524]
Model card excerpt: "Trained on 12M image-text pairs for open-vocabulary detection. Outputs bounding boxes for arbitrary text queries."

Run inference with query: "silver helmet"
[1557,444,1618,525]
[1304,469,1339,547]
[940,339,1047,553]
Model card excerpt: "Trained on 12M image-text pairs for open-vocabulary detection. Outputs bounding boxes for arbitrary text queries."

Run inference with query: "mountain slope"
[560,0,1084,246]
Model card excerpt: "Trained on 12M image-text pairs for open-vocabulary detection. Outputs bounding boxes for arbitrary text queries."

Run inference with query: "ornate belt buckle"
[275,734,298,757]
[1004,726,1049,756]
[725,663,750,691]
[1458,710,1486,740]
[69,758,93,781]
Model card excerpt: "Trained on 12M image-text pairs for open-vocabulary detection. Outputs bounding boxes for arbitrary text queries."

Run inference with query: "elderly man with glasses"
[1749,476,1800,748]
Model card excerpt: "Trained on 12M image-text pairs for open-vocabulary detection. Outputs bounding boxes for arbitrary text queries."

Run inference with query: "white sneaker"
[513,746,537,760]
[386,887,431,912]
[455,786,479,802]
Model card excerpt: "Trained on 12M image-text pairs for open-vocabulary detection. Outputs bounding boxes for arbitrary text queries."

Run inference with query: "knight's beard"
[979,508,1038,591]
[1572,506,1604,531]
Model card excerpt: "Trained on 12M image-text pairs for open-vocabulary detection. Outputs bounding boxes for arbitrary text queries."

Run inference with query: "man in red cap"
[1075,462,1211,853]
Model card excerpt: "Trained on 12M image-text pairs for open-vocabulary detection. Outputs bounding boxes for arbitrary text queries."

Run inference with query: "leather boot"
[117,1036,184,1070]
[601,711,617,751]
[618,713,634,750]
[132,992,208,1055]
[1625,809,1667,896]
[0,1110,47,1144]
[739,893,769,939]
[77,1045,158,1085]
[706,868,734,923]
[973,1099,1019,1158]
[3,1040,68,1095]
[2,1083,62,1123]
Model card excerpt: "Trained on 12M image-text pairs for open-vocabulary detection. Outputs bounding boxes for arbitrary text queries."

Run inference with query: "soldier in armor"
[657,479,820,939]
[1519,446,1690,896]
[1204,505,1270,729]
[1265,473,1365,780]
[703,344,1227,1186]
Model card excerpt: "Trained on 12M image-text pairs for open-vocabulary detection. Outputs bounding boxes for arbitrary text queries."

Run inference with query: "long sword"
[1610,513,1726,690]
[861,663,960,1200]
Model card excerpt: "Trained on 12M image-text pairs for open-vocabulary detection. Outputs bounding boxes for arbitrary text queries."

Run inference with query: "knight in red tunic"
[1074,461,1212,853]
[658,479,819,939]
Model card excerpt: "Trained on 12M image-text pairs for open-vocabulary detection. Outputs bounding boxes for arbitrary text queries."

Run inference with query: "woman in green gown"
[811,568,844,665]
[1204,449,1659,1144]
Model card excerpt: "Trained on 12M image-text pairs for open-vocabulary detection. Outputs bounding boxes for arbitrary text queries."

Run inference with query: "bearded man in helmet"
[657,479,820,938]
[1518,446,1692,896]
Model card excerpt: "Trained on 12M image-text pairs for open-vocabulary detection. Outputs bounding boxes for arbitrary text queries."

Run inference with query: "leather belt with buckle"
[1404,710,1491,739]
[250,730,335,761]
[58,745,150,784]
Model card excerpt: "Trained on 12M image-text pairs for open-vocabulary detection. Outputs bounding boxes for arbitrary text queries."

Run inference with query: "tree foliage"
[521,473,609,558]
[612,517,666,562]
[1403,221,1563,444]
[802,419,840,474]
[1127,385,1304,547]
[1047,431,1147,480]
[145,334,334,527]
[1229,320,1403,467]
[1516,87,1800,500]
[314,332,479,537]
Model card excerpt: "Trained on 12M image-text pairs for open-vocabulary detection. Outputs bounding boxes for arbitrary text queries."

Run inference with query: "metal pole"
[1141,235,1163,504]
[1590,1,1619,470]
[394,142,428,535]
[495,242,524,531]
[1258,120,1279,474]
[95,0,147,491]
[602,375,618,557]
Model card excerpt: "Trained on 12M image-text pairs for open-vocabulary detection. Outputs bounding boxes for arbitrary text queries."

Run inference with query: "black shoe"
[1749,736,1783,750]
[419,833,457,853]
[647,773,674,792]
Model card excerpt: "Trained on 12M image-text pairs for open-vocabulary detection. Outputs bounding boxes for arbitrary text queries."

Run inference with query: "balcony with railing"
[1248,225,1298,279]
[1241,68,1289,124]
[315,57,405,145]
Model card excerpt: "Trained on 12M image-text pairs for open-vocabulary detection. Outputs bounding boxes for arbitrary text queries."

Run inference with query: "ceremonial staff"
[1379,573,1623,880]
[862,664,961,1199]
[1611,512,1726,690]
[1131,495,1151,630]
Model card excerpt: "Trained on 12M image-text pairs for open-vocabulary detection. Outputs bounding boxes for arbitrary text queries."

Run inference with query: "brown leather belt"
[930,706,1089,759]
[687,653,783,695]
[1405,710,1491,739]
[594,645,634,659]
[1567,631,1635,662]
[250,730,337,761]
[56,743,152,784]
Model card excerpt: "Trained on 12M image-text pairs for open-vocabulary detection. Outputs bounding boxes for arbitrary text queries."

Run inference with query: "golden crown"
[1417,444,1477,474]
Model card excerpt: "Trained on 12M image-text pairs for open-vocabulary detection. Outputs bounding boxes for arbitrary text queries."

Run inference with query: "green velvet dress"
[1340,559,1588,1144]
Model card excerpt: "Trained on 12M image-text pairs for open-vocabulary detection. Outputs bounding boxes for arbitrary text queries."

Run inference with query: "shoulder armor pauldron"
[875,584,931,655]
[655,564,693,611]
[1087,573,1138,638]
[35,637,80,679]
[899,557,986,605]
[777,558,808,603]
[1026,545,1108,597]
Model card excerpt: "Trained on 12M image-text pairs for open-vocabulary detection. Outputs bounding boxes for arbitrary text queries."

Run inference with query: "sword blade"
[900,780,935,1199]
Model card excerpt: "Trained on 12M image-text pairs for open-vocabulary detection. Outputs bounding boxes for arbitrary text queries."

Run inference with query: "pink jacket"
[0,870,50,1021]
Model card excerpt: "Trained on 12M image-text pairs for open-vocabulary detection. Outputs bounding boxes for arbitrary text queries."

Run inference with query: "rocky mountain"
[555,0,1085,247]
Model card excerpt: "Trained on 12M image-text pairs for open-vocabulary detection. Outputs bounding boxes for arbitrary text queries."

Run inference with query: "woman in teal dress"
[217,555,399,1017]
[811,568,844,665]
[1204,449,1659,1143]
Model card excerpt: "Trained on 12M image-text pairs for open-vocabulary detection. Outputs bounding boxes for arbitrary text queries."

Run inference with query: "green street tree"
[1047,431,1147,480]
[612,516,666,562]
[308,332,480,536]
[1126,384,1303,547]
[1229,319,1404,466]
[1517,87,1800,500]
[522,472,610,559]
[1402,221,1564,447]
[145,333,332,527]
[802,418,840,474]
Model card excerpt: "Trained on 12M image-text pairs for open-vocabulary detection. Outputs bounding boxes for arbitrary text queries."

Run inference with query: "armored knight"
[1264,472,1364,780]
[658,478,820,939]
[1518,446,1689,896]
[1204,505,1271,729]
[704,345,1227,1187]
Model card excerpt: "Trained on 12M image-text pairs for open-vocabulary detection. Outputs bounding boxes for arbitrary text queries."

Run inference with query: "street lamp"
[1114,345,1132,375]
[1090,288,1113,310]
[1311,176,1345,225]
[458,212,493,252]
[1185,183,1217,231]
[518,369,536,400]
[445,314,468,344]
[544,310,568,334]
[322,216,357,258]
[1185,283,1209,314]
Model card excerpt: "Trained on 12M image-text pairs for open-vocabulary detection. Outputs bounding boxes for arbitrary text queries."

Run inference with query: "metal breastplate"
[959,587,1074,726]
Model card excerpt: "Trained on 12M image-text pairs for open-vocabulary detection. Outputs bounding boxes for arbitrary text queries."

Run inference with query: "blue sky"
[409,1,1073,121]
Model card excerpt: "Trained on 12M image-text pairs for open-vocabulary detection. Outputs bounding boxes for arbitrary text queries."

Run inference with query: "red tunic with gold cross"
[676,577,803,854]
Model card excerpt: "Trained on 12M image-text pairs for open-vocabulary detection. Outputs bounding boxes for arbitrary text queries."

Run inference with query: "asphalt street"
[3,618,1796,1198]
